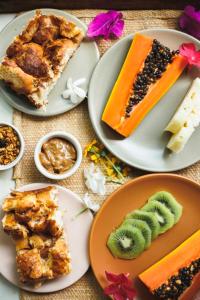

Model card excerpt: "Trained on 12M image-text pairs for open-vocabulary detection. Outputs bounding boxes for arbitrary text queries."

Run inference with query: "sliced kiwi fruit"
[142,201,174,234]
[148,191,183,223]
[107,225,145,259]
[122,219,151,249]
[126,210,159,240]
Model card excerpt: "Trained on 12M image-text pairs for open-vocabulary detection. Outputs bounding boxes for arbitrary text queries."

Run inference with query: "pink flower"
[179,5,200,40]
[179,43,200,67]
[87,10,124,39]
[104,271,137,300]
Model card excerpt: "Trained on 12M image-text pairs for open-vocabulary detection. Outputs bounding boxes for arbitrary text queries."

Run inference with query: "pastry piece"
[139,230,200,300]
[2,213,28,239]
[102,34,187,137]
[48,238,71,278]
[16,248,53,286]
[0,10,84,108]
[2,186,71,287]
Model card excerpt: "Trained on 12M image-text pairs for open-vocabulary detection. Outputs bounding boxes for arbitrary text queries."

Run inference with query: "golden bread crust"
[2,186,71,287]
[0,10,84,108]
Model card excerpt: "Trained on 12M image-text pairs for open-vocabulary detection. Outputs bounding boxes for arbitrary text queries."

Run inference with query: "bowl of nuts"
[0,122,25,171]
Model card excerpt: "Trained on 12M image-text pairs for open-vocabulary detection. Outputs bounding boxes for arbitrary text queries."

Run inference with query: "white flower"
[62,77,86,104]
[84,163,106,196]
[82,193,100,212]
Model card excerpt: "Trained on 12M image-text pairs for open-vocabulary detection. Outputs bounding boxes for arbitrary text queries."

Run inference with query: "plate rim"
[88,28,200,172]
[0,8,100,117]
[0,182,93,293]
[89,173,200,289]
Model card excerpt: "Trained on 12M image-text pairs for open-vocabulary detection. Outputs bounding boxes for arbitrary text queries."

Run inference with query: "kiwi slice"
[126,210,159,240]
[148,191,183,223]
[142,201,174,234]
[122,219,151,249]
[107,225,145,259]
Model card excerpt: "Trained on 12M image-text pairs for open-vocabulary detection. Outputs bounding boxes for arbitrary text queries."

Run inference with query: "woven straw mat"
[12,9,200,300]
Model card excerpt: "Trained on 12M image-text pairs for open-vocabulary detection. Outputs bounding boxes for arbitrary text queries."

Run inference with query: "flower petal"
[104,283,120,295]
[121,285,137,299]
[84,163,106,195]
[70,92,80,104]
[74,78,86,86]
[87,10,124,39]
[179,43,200,67]
[73,86,86,99]
[67,77,73,89]
[179,5,200,40]
[82,193,100,212]
[62,89,72,99]
[105,271,130,284]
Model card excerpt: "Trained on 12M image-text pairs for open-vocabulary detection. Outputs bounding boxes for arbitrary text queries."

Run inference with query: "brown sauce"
[39,137,77,174]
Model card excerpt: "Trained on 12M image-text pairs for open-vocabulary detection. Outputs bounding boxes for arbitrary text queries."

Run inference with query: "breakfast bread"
[0,10,84,108]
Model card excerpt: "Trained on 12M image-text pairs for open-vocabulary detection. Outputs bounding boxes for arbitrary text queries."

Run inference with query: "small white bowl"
[0,122,25,171]
[34,131,82,180]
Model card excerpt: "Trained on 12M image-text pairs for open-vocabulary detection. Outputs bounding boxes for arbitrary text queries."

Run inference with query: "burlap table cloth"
[12,9,200,300]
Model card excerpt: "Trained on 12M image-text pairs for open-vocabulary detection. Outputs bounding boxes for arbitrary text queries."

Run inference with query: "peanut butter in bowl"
[39,137,77,174]
[34,131,82,180]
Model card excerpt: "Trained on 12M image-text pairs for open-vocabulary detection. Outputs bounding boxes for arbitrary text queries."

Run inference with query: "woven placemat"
[13,9,200,300]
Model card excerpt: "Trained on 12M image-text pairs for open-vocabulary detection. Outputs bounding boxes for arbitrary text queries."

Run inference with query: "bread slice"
[0,10,84,108]
[2,186,71,287]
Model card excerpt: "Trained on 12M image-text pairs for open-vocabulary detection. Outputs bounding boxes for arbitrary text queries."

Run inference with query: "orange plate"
[89,174,200,299]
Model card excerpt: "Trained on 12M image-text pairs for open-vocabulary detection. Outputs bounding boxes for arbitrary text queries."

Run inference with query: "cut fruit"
[107,225,145,259]
[126,210,159,240]
[102,34,187,137]
[167,118,197,153]
[122,219,152,249]
[142,201,174,234]
[149,191,182,224]
[165,78,200,134]
[139,229,200,300]
[165,77,200,153]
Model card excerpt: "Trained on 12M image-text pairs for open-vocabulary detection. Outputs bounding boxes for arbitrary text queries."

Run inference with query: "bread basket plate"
[0,183,93,293]
[0,9,99,117]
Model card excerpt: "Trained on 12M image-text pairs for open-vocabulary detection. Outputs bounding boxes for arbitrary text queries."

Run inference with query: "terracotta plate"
[0,183,93,293]
[89,174,200,300]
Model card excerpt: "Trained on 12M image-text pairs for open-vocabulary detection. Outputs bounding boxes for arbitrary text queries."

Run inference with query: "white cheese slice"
[165,78,200,134]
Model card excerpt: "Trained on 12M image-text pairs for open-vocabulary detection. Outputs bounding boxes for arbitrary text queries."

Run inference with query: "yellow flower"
[84,139,131,183]
[84,140,97,157]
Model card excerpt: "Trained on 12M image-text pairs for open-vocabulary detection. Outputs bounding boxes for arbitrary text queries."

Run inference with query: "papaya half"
[102,34,188,137]
[139,229,200,299]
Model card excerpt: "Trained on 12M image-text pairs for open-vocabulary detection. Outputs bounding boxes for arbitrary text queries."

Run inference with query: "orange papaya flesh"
[139,230,200,299]
[102,34,188,137]
[102,33,153,130]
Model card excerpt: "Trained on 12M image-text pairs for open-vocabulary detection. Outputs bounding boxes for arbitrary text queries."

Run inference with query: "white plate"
[88,29,200,172]
[0,9,99,117]
[0,183,93,293]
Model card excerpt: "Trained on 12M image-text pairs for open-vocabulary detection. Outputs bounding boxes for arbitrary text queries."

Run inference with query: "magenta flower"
[179,43,200,67]
[104,271,137,300]
[179,5,200,40]
[87,10,124,39]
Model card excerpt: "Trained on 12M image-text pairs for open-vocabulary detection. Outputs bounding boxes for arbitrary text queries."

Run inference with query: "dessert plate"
[88,29,200,172]
[0,183,93,293]
[89,174,200,300]
[0,9,99,117]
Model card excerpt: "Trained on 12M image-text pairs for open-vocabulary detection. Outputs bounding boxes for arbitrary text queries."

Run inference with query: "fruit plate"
[0,9,99,117]
[88,29,200,172]
[89,174,200,300]
[0,183,93,293]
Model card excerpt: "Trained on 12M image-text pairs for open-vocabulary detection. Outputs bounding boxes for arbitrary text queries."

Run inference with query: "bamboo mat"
[13,9,200,300]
